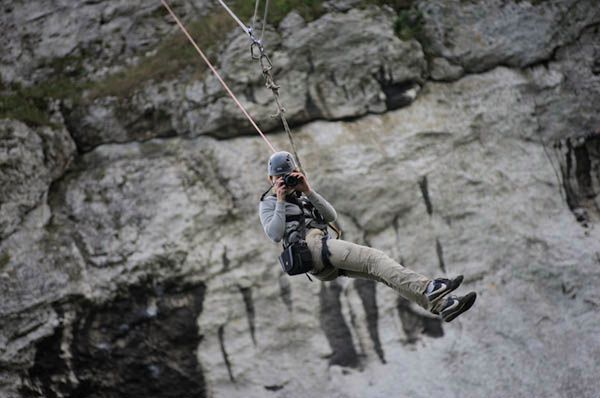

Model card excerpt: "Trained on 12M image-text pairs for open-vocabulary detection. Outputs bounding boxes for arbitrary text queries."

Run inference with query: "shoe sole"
[442,292,477,322]
[428,275,464,303]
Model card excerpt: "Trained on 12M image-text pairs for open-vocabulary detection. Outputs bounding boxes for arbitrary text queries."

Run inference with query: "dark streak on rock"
[397,297,444,344]
[375,65,421,110]
[238,285,257,346]
[24,317,69,397]
[278,273,293,312]
[418,176,433,216]
[557,135,600,225]
[436,238,446,273]
[218,324,235,383]
[354,279,386,364]
[319,281,359,368]
[222,246,230,271]
[22,279,207,398]
[264,384,284,392]
[345,291,365,357]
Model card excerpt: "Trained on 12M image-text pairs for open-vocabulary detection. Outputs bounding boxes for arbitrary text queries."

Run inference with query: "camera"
[283,173,299,187]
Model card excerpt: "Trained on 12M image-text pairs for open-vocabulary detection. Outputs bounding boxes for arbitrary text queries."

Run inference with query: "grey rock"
[3,63,600,397]
[0,120,76,239]
[66,6,427,149]
[418,0,600,73]
[283,7,426,119]
[0,0,212,85]
[429,56,464,81]
[532,24,600,142]
[278,10,306,37]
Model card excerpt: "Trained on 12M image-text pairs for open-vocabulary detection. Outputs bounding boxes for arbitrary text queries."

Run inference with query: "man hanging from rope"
[259,151,477,322]
[161,1,476,321]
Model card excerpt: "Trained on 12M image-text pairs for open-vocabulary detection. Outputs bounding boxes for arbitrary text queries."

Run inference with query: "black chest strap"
[285,214,304,222]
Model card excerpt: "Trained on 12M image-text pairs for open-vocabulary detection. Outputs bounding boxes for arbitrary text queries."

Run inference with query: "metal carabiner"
[259,53,273,72]
[250,41,262,60]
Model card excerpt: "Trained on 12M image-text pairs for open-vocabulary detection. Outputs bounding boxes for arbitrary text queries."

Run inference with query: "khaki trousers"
[305,228,431,310]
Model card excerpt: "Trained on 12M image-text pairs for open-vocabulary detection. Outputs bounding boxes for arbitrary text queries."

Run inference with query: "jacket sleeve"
[259,198,287,242]
[306,190,337,223]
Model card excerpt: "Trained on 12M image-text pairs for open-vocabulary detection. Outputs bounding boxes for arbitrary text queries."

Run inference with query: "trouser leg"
[305,229,432,310]
[325,238,431,310]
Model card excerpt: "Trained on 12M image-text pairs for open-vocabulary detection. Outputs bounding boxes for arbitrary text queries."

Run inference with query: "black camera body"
[283,173,300,187]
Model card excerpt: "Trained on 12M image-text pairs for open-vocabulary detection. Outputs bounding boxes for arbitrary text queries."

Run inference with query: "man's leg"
[325,238,431,309]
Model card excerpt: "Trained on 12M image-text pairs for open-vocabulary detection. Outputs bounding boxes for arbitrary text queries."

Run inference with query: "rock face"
[23,281,207,398]
[418,0,600,73]
[0,120,75,239]
[0,0,211,84]
[1,1,600,398]
[65,6,427,151]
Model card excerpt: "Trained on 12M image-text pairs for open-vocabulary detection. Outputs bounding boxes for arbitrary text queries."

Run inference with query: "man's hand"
[290,172,311,194]
[274,177,288,202]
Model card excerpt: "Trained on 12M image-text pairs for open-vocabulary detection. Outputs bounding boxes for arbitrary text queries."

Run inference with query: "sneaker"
[425,275,464,303]
[440,292,477,322]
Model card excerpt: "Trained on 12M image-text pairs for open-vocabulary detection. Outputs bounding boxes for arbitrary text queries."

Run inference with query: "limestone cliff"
[1,1,599,397]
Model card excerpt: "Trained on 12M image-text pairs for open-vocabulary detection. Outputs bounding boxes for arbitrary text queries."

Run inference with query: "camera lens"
[284,174,299,187]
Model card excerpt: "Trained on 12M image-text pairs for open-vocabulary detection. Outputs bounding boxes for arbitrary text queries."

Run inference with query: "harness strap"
[285,214,304,222]
[321,235,334,268]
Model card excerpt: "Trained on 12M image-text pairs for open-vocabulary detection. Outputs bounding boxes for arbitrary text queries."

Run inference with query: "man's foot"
[425,275,464,303]
[440,292,477,322]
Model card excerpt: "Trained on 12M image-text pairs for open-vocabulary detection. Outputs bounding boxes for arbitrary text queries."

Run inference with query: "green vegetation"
[87,12,234,100]
[0,91,52,127]
[394,7,425,41]
[0,55,89,127]
[355,0,425,41]
[0,74,84,127]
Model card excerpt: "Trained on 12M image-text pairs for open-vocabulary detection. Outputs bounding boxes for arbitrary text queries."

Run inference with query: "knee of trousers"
[364,248,393,269]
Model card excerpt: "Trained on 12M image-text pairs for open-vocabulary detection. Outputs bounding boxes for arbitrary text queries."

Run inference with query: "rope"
[215,0,251,36]
[161,0,277,153]
[213,0,306,175]
[259,0,269,41]
[213,0,305,173]
[251,0,261,34]
[256,46,306,175]
[214,0,341,238]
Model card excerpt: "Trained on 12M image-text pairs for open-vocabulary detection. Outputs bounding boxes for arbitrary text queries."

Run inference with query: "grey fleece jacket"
[259,190,337,243]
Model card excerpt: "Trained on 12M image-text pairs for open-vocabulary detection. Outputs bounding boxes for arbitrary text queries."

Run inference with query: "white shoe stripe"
[444,300,459,312]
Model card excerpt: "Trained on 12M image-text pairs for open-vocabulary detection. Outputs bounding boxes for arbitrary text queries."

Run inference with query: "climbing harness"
[278,194,314,276]
[276,192,331,279]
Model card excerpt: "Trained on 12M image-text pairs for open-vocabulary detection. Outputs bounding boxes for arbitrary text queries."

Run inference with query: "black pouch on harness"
[279,241,314,275]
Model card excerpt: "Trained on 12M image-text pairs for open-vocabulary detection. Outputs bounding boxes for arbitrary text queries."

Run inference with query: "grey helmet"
[268,151,297,176]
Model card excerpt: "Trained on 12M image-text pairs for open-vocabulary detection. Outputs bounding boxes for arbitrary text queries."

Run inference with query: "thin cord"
[251,0,260,34]
[215,0,251,35]
[161,0,277,153]
[260,0,269,41]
